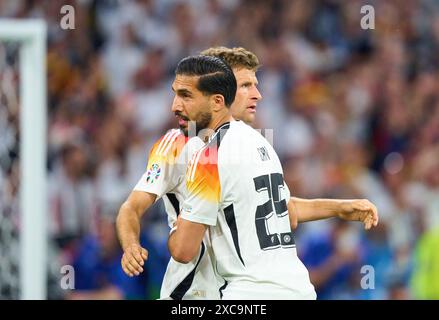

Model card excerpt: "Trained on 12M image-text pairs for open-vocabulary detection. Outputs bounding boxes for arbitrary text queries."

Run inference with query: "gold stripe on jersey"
[186,145,220,203]
[148,129,188,166]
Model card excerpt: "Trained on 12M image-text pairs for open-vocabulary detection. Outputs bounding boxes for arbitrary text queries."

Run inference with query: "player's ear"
[210,94,225,112]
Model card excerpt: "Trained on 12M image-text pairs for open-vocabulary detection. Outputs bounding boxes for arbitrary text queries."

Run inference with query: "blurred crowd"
[0,0,438,299]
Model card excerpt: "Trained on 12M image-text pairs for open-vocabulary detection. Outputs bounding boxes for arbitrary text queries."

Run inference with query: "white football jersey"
[133,129,220,300]
[182,121,316,299]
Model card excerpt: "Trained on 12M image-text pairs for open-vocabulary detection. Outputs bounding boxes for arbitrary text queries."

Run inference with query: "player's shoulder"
[190,121,247,165]
[230,119,252,132]
[189,139,218,172]
[233,120,263,138]
[186,138,221,202]
[222,120,276,165]
[186,134,205,149]
[213,120,264,154]
[187,120,254,171]
[150,129,188,161]
[221,120,259,142]
[186,131,221,184]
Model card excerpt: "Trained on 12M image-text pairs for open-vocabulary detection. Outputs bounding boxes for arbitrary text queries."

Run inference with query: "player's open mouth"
[176,114,189,126]
[247,105,257,113]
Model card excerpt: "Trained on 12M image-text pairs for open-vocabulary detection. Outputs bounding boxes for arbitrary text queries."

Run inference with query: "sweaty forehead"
[233,68,258,83]
[172,74,200,91]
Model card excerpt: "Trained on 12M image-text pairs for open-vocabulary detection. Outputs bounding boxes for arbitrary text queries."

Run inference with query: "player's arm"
[116,190,155,277]
[287,197,379,230]
[168,216,207,264]
[117,130,182,276]
[168,145,219,264]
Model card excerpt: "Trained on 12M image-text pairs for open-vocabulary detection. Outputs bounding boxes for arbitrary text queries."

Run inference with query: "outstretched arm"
[287,197,379,230]
[116,191,156,276]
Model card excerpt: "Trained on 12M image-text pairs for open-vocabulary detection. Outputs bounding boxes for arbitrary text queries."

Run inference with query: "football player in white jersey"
[201,47,379,232]
[117,48,378,300]
[167,55,378,299]
[117,129,219,299]
[168,55,316,299]
[116,54,241,300]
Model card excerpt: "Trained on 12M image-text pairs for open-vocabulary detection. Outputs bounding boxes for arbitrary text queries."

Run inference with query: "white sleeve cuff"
[180,212,217,226]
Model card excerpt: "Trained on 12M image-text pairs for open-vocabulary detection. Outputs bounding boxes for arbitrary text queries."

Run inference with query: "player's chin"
[243,111,256,125]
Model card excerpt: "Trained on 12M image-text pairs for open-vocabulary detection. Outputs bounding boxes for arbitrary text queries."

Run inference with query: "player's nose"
[251,86,262,101]
[171,96,183,113]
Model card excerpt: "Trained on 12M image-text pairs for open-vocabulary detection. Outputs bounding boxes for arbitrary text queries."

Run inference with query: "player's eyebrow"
[241,80,258,87]
[175,88,192,97]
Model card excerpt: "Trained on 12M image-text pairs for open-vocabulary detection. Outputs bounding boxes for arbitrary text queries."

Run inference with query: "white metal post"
[0,19,47,300]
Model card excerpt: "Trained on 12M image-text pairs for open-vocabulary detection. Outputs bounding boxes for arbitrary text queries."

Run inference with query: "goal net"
[0,19,47,300]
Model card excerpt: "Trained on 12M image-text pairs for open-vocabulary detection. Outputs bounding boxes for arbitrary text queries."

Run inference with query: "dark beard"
[180,110,212,137]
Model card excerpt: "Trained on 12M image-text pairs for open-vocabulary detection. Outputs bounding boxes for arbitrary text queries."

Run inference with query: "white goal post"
[0,19,47,300]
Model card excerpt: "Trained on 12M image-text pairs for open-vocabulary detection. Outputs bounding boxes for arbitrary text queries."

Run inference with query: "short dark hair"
[175,55,237,107]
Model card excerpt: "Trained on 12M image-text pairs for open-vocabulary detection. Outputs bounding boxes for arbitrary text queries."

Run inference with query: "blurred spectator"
[300,220,363,299]
[66,212,148,300]
[48,142,98,243]
[411,226,439,299]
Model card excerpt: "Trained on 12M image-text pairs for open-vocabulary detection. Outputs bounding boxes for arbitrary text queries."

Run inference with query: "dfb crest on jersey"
[257,146,270,161]
[146,163,161,184]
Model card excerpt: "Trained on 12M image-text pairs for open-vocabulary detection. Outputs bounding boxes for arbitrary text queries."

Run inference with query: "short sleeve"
[133,129,187,199]
[180,145,220,226]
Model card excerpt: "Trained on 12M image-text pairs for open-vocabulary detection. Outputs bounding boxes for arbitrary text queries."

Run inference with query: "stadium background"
[0,0,438,299]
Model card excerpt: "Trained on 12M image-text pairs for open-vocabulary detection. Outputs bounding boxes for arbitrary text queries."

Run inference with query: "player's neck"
[197,110,233,143]
[209,112,233,136]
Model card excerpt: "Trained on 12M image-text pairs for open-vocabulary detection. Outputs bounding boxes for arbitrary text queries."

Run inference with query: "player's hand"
[121,243,148,277]
[338,199,379,230]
